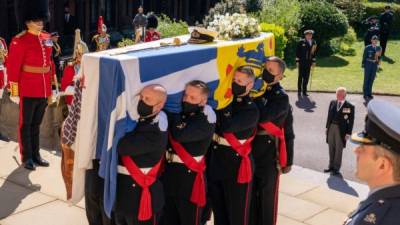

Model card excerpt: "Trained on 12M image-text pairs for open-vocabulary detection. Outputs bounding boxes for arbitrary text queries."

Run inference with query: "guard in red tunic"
[0,36,7,97]
[144,14,161,42]
[208,66,259,225]
[61,29,88,108]
[115,84,168,225]
[249,57,293,225]
[160,80,216,225]
[7,0,54,170]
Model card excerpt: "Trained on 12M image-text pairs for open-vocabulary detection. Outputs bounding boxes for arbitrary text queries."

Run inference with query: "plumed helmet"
[146,14,158,29]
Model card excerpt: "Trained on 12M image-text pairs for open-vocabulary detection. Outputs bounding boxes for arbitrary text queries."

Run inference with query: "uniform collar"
[368,184,400,199]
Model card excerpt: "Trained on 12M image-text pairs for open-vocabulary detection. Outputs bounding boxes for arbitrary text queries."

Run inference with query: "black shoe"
[24,159,36,170]
[303,92,309,97]
[323,168,333,173]
[297,92,302,96]
[368,95,374,99]
[33,157,50,167]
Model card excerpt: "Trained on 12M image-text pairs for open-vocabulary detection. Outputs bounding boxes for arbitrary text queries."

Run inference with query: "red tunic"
[144,30,161,42]
[0,37,7,88]
[61,64,76,105]
[7,31,54,97]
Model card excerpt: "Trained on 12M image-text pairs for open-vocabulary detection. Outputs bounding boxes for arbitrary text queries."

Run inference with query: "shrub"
[246,0,262,13]
[117,38,135,48]
[255,0,301,63]
[157,15,189,38]
[363,2,400,34]
[300,0,349,56]
[260,23,288,58]
[203,0,246,26]
[330,27,357,56]
[332,0,366,27]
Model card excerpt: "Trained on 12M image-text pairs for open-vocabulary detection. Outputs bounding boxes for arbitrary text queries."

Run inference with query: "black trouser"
[160,196,203,225]
[250,135,280,225]
[19,97,47,162]
[380,32,389,56]
[85,161,114,225]
[114,213,159,225]
[297,62,312,94]
[209,179,252,225]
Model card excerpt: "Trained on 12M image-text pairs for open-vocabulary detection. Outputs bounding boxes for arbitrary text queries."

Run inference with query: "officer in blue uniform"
[362,35,381,102]
[344,99,400,225]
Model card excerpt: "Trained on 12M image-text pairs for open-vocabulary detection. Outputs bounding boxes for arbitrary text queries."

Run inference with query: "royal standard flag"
[71,32,274,216]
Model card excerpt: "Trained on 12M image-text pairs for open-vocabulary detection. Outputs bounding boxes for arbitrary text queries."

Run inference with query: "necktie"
[337,102,342,111]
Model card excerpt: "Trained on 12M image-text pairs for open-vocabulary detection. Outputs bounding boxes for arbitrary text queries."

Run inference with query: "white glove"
[10,96,20,104]
[203,105,216,123]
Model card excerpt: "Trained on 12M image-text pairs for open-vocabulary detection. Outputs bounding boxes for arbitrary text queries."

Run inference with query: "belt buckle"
[166,150,174,163]
[213,134,221,144]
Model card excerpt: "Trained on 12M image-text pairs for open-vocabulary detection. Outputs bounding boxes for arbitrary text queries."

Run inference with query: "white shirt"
[337,100,344,111]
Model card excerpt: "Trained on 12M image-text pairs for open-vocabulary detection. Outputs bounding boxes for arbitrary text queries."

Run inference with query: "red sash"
[169,133,206,207]
[222,132,256,184]
[121,156,163,221]
[259,122,287,168]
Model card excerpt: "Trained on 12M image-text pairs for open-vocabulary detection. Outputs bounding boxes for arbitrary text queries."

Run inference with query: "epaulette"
[67,61,75,66]
[15,30,26,38]
[0,37,4,41]
[92,34,99,40]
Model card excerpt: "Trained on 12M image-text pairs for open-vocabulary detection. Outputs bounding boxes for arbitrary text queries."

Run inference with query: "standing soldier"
[92,16,110,52]
[0,36,7,98]
[61,29,88,109]
[7,0,54,170]
[161,80,216,225]
[209,66,259,225]
[296,30,317,97]
[362,35,381,102]
[344,100,400,225]
[324,87,355,176]
[133,6,148,43]
[250,57,292,225]
[144,14,161,42]
[115,84,168,225]
[51,32,62,81]
[363,16,380,47]
[379,5,394,57]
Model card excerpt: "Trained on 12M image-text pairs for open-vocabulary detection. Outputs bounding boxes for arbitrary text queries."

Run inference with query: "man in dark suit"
[344,99,400,225]
[325,87,355,175]
[296,29,317,97]
[62,4,76,55]
[379,5,394,57]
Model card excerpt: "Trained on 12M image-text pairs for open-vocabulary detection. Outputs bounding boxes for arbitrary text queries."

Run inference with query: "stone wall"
[0,94,65,151]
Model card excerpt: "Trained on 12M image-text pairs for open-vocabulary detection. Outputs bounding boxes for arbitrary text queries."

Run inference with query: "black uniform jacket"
[326,100,355,147]
[296,38,317,64]
[162,108,215,200]
[115,112,168,215]
[209,95,259,181]
[253,83,290,177]
[344,185,400,225]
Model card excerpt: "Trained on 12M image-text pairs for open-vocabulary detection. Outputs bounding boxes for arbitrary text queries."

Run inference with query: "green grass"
[281,40,400,95]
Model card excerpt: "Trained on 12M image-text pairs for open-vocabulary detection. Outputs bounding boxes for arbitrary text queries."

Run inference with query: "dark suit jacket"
[326,100,355,147]
[296,39,317,64]
[344,185,400,225]
[63,14,76,35]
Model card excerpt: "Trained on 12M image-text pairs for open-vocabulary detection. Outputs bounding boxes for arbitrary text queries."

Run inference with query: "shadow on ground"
[295,95,317,112]
[317,55,349,68]
[327,173,358,197]
[0,161,41,219]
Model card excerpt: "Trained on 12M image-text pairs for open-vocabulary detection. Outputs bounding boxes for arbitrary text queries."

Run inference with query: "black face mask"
[262,69,276,84]
[137,100,153,117]
[182,102,201,114]
[232,82,247,96]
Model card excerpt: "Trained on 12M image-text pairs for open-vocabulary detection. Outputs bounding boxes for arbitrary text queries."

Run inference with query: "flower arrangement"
[207,13,261,40]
